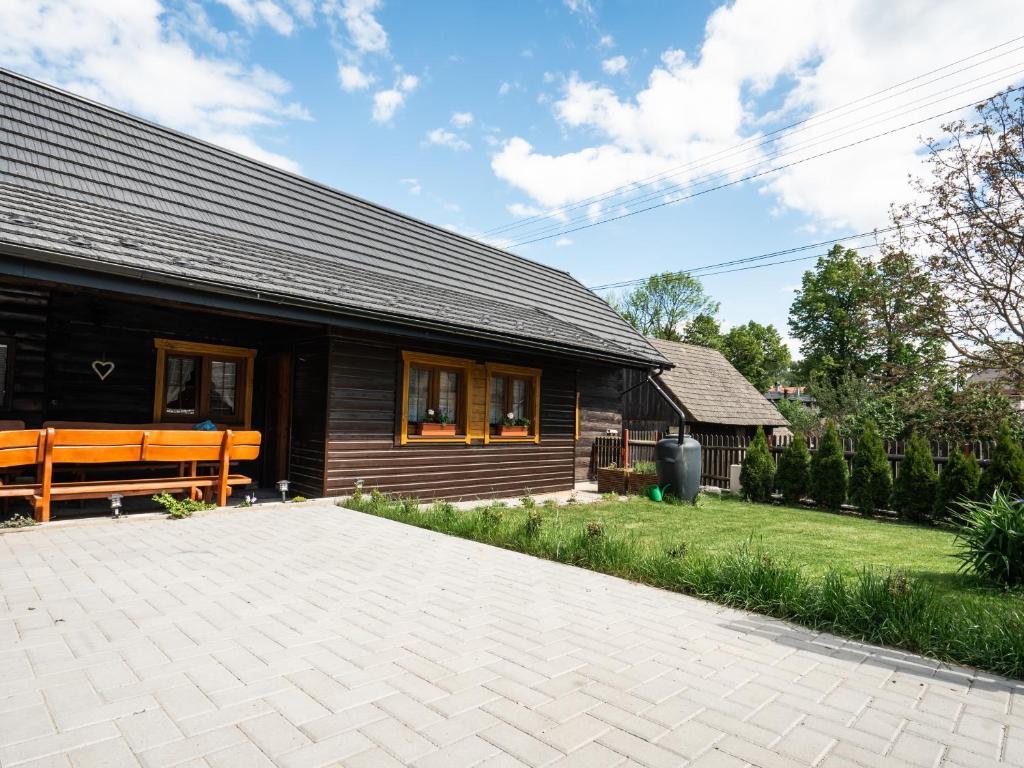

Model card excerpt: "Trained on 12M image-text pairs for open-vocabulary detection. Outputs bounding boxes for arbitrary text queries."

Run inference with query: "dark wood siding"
[289,337,328,497]
[575,366,624,480]
[0,285,49,422]
[323,332,581,500]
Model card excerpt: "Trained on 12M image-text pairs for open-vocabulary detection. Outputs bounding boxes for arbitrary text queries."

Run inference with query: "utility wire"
[505,84,1024,248]
[506,70,1024,246]
[484,34,1024,238]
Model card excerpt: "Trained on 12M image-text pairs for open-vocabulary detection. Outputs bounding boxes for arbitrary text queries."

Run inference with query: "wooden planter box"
[498,425,529,437]
[597,468,660,496]
[416,423,456,437]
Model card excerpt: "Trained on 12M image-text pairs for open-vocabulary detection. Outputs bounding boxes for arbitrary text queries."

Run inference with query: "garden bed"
[596,467,658,495]
[342,491,1024,680]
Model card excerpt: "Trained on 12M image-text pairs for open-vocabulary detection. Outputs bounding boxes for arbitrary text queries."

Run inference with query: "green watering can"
[648,485,665,502]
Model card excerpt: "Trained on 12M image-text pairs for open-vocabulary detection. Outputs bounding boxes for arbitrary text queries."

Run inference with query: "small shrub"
[523,508,543,537]
[520,494,536,510]
[849,420,892,514]
[399,496,420,516]
[632,461,656,475]
[739,426,775,503]
[430,500,456,524]
[934,448,980,519]
[585,521,604,539]
[893,432,937,521]
[0,513,36,529]
[810,422,847,510]
[953,490,1024,585]
[480,505,504,527]
[775,432,810,505]
[979,418,1024,499]
[351,482,364,506]
[152,492,213,519]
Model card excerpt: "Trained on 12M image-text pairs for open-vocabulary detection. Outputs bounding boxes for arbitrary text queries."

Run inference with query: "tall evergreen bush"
[810,422,847,510]
[849,420,892,514]
[979,418,1024,499]
[740,426,775,503]
[893,432,937,521]
[934,447,980,519]
[775,432,811,505]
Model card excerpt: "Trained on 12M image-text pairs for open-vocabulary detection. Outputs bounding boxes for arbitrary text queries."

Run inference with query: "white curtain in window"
[408,366,430,422]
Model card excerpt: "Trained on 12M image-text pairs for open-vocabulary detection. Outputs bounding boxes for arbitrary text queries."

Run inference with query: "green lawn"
[549,494,1023,613]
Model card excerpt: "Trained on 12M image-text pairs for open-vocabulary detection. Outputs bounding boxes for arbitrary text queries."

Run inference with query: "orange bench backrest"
[48,429,262,464]
[0,429,46,469]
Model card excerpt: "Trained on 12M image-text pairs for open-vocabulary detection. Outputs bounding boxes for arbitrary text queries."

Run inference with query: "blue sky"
[3,0,1023,354]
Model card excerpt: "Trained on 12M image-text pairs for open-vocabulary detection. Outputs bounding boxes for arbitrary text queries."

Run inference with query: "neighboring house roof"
[648,338,789,427]
[0,69,667,368]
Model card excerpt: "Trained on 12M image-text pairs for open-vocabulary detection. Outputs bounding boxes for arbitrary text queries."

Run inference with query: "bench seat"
[45,474,253,501]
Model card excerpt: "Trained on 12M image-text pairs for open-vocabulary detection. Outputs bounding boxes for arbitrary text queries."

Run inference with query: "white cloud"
[215,0,296,35]
[424,128,470,151]
[563,0,595,21]
[601,55,628,76]
[498,81,513,96]
[555,237,573,247]
[0,0,307,172]
[598,34,615,49]
[400,177,422,195]
[326,0,387,53]
[338,63,373,91]
[491,0,1024,232]
[451,111,474,127]
[507,202,544,218]
[370,71,417,123]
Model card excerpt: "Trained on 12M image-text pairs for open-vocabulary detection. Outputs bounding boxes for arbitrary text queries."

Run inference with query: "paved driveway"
[1,503,1021,768]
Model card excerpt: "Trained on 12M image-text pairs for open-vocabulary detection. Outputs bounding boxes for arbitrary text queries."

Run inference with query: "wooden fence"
[589,431,995,489]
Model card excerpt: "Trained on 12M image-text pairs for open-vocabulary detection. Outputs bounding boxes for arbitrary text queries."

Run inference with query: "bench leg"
[33,497,49,524]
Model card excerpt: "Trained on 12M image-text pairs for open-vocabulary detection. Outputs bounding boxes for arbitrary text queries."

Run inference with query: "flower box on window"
[416,422,457,437]
[498,425,529,437]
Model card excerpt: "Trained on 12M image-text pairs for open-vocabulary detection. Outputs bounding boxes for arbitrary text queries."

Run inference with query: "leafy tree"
[890,90,1024,387]
[720,322,792,393]
[681,313,722,349]
[774,398,821,438]
[612,272,719,341]
[788,245,875,386]
[934,447,981,519]
[893,432,938,521]
[810,422,847,510]
[775,432,811,505]
[739,426,775,503]
[907,381,1024,444]
[849,420,892,514]
[979,419,1024,499]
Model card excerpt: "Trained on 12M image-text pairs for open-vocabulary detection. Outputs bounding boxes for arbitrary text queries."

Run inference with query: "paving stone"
[0,504,1017,768]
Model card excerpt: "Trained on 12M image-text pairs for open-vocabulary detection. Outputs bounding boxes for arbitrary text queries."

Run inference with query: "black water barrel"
[655,436,702,502]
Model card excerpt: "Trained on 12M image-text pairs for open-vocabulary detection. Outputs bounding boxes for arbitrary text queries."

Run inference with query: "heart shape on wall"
[92,360,115,381]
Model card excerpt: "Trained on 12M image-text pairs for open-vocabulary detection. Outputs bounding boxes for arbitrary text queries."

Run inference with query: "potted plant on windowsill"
[499,413,530,437]
[416,409,456,436]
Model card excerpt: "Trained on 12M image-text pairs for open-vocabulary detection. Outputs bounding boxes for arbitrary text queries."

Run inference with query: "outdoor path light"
[277,479,290,502]
[109,493,123,517]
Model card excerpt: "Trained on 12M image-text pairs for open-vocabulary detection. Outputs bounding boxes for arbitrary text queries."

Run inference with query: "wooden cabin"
[0,68,669,516]
[622,338,788,438]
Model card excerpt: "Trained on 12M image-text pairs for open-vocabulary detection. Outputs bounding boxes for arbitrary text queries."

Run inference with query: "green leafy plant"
[520,494,536,510]
[585,521,604,539]
[0,513,36,529]
[431,499,457,524]
[739,426,775,503]
[810,422,847,510]
[501,412,530,427]
[631,461,657,475]
[849,420,892,514]
[290,496,307,503]
[979,418,1024,499]
[775,432,811,505]
[953,490,1024,585]
[893,432,937,521]
[480,504,504,527]
[399,496,420,516]
[421,408,453,425]
[152,492,214,519]
[934,448,980,519]
[524,508,543,537]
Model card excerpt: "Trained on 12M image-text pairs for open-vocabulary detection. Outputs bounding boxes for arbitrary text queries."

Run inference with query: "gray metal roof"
[648,338,789,427]
[0,69,668,368]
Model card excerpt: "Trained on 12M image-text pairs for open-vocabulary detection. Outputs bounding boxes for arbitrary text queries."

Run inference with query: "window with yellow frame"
[399,351,473,444]
[152,339,256,428]
[485,363,541,444]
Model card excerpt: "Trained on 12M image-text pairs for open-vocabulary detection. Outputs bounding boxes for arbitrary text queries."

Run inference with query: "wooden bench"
[0,429,261,522]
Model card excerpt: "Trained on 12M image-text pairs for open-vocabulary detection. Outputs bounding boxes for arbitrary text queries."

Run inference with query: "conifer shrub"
[979,418,1024,499]
[775,432,810,505]
[893,432,937,521]
[849,420,892,514]
[934,447,980,519]
[739,426,775,503]
[810,422,847,510]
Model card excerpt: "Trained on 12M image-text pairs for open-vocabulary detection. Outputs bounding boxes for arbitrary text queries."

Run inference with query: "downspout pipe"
[620,369,687,444]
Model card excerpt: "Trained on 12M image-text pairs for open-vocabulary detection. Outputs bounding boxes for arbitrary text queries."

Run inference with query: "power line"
[505,84,1024,248]
[505,70,1024,246]
[483,35,1024,238]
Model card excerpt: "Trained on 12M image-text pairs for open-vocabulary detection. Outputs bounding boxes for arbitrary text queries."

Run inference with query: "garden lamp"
[276,479,290,502]
[109,493,123,518]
